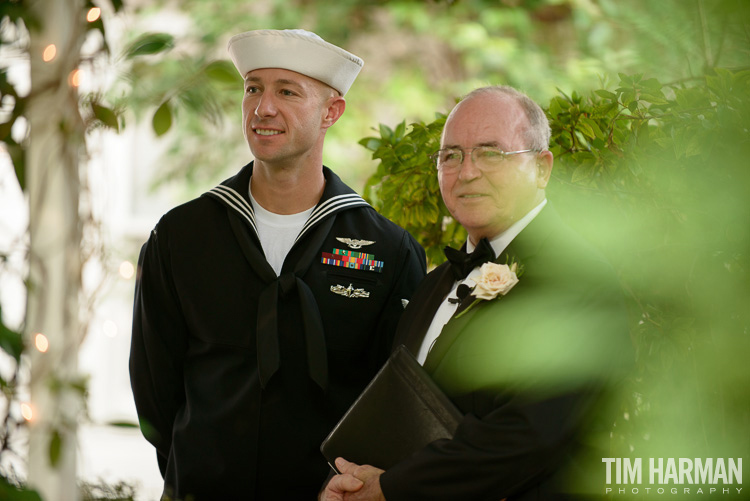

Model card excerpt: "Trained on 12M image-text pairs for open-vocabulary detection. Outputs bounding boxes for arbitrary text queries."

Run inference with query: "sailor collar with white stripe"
[203,162,371,243]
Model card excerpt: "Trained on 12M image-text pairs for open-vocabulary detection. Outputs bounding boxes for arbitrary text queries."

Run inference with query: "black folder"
[320,345,463,473]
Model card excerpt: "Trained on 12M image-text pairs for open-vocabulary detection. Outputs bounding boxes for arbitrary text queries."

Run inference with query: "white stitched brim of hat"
[227,29,364,96]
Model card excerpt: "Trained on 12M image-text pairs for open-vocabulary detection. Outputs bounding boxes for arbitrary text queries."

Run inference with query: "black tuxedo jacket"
[380,206,632,500]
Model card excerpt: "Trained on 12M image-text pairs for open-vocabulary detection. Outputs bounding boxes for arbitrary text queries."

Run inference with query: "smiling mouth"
[254,128,283,136]
[459,194,484,199]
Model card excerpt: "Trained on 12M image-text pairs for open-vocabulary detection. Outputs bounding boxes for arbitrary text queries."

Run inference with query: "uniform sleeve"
[391,231,427,307]
[370,231,426,362]
[129,223,188,475]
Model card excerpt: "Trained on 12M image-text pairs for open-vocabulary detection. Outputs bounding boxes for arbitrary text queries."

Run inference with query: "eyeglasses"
[432,146,539,172]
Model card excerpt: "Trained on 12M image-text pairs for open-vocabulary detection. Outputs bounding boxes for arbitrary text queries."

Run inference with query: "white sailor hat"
[227,29,364,96]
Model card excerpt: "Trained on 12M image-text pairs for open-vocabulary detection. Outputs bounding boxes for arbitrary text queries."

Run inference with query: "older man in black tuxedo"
[322,85,632,500]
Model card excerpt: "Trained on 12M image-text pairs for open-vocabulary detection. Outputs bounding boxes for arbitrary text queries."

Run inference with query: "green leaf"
[0,476,43,500]
[124,33,175,59]
[49,429,62,467]
[91,103,119,132]
[0,120,12,141]
[592,102,618,118]
[639,93,668,105]
[573,130,590,149]
[378,123,394,142]
[620,90,635,106]
[577,120,596,140]
[203,60,240,85]
[674,87,710,109]
[556,130,573,150]
[394,120,406,141]
[595,89,617,100]
[549,144,564,157]
[106,420,140,428]
[68,376,89,395]
[152,101,173,136]
[640,77,662,91]
[8,141,24,191]
[582,117,605,139]
[359,137,381,152]
[0,311,24,361]
[394,141,416,160]
[571,163,594,183]
[548,97,564,118]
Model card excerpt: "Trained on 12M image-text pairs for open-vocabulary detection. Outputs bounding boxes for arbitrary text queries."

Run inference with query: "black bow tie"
[443,238,496,280]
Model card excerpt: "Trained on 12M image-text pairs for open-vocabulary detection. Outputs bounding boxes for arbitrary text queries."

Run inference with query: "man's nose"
[457,153,482,181]
[254,94,277,118]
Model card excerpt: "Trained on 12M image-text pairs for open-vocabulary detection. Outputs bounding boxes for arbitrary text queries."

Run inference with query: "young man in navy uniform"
[130,29,425,500]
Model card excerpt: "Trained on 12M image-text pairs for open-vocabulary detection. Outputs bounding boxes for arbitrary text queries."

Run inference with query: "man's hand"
[320,458,386,501]
[336,457,386,501]
[320,470,363,501]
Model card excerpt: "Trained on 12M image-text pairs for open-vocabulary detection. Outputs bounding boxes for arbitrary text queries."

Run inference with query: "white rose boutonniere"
[455,258,522,319]
[473,261,520,300]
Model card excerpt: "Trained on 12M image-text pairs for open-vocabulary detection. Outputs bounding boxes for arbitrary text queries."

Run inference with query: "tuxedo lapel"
[397,205,561,371]
[422,207,558,374]
[422,300,477,374]
[392,262,455,355]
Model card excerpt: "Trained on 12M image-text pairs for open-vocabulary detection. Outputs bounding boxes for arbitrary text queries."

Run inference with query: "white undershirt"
[249,179,315,276]
[415,200,547,365]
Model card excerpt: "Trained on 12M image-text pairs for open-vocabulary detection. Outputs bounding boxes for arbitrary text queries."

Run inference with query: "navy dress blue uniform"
[130,162,426,500]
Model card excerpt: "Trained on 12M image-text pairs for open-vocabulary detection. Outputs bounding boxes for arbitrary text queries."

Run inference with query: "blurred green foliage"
[115,0,750,194]
[0,475,42,501]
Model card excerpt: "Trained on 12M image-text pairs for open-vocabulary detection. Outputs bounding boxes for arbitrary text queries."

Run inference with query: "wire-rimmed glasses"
[432,146,539,172]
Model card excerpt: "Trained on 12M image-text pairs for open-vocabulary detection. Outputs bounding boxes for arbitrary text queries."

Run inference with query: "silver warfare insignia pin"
[336,237,375,250]
[331,284,370,299]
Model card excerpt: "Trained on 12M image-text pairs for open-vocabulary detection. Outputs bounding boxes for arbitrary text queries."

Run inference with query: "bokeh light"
[20,403,33,421]
[119,260,135,280]
[34,333,49,353]
[42,44,56,62]
[87,7,101,22]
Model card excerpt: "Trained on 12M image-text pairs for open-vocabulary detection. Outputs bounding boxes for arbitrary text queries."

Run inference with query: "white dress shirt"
[415,200,547,365]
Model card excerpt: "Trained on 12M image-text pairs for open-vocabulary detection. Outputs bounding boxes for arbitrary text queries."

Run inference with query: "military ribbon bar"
[321,248,384,273]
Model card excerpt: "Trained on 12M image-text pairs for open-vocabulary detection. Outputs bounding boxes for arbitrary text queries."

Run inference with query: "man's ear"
[536,150,554,188]
[322,96,346,129]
